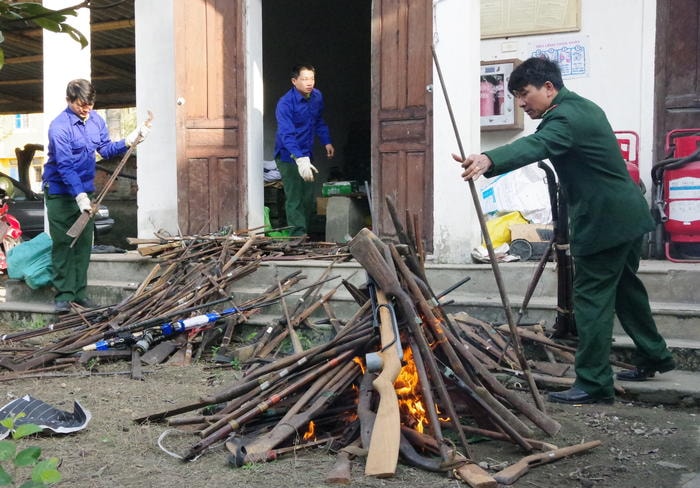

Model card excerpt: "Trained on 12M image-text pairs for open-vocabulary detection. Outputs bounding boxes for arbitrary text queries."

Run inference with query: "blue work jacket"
[43,107,128,196]
[273,87,332,164]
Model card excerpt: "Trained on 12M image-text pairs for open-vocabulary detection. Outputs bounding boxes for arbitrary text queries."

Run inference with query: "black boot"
[616,359,676,381]
[548,387,614,405]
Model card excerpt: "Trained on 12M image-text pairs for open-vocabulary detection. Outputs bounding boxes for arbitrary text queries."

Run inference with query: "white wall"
[134,0,179,238]
[480,0,656,190]
[430,0,657,263]
[431,0,483,264]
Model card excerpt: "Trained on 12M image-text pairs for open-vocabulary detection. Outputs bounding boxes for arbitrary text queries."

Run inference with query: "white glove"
[125,122,151,147]
[296,156,318,182]
[75,192,92,213]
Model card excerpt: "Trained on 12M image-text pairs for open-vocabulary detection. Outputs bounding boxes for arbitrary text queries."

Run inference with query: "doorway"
[261,1,372,239]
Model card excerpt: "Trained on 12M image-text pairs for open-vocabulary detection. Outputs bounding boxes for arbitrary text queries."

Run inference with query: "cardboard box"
[316,197,329,215]
[509,223,553,242]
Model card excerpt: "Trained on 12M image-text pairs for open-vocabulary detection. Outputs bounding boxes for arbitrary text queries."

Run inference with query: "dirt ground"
[1,361,698,488]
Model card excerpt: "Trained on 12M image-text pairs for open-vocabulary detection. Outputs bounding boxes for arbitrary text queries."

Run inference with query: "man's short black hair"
[66,79,96,104]
[291,64,316,79]
[508,57,564,94]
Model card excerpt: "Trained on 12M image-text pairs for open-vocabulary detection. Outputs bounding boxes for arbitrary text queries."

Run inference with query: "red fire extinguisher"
[650,129,700,262]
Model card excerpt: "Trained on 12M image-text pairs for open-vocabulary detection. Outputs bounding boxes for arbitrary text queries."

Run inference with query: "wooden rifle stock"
[493,440,602,485]
[364,288,402,477]
[67,111,153,246]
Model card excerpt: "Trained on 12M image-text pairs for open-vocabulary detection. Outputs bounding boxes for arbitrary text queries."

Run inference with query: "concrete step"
[85,251,155,283]
[1,255,698,367]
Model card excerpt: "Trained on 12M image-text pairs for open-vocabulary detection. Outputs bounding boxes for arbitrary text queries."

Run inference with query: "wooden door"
[654,0,700,159]
[371,0,433,249]
[174,0,246,235]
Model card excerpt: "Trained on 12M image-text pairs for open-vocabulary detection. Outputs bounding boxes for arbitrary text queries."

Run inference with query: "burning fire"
[353,356,366,374]
[302,420,316,441]
[394,346,429,433]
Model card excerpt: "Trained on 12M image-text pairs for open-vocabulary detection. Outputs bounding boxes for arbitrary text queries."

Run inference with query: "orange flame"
[395,346,429,433]
[302,420,316,441]
[353,356,366,374]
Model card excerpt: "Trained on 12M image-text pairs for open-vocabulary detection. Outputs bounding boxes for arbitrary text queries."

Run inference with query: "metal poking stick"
[431,44,546,412]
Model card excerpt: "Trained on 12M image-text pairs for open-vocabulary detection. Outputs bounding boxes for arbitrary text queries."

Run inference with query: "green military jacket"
[483,87,654,256]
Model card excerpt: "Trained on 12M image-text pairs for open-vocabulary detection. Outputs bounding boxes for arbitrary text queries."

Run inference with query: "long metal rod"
[430,45,546,412]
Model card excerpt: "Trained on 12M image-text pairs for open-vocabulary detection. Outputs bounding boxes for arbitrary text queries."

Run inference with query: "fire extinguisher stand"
[650,129,700,262]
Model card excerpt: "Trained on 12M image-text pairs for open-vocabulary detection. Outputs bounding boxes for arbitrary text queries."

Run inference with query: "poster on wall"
[480,59,524,131]
[527,36,589,79]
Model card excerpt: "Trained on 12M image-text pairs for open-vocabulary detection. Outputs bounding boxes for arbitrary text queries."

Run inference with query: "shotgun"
[67,111,154,246]
[493,440,602,485]
[364,283,403,477]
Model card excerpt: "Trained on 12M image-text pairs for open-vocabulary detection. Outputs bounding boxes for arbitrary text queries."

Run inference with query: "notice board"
[481,0,580,39]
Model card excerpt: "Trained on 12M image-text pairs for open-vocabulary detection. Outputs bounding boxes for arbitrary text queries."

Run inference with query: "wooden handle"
[494,440,602,485]
[66,210,92,243]
[364,289,402,477]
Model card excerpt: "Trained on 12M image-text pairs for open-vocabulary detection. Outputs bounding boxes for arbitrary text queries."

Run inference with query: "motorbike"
[0,176,23,272]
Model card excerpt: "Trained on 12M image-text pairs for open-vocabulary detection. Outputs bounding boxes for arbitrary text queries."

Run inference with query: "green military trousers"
[45,193,94,303]
[572,237,674,398]
[277,159,315,236]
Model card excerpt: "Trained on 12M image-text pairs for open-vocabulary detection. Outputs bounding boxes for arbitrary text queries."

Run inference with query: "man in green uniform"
[454,57,674,404]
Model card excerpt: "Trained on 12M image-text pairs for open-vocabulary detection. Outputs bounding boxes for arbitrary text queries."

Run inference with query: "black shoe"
[548,387,614,405]
[54,301,71,314]
[616,360,676,382]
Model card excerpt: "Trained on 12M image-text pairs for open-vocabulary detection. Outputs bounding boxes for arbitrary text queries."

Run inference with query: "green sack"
[263,206,290,238]
[7,232,53,289]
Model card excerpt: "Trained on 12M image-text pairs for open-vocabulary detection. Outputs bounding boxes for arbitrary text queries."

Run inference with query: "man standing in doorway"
[274,64,335,236]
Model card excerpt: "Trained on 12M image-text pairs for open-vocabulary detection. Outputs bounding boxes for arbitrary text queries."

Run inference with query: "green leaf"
[13,424,43,440]
[32,458,61,483]
[14,446,41,467]
[62,25,88,48]
[0,418,13,430]
[13,3,51,17]
[32,17,62,32]
[0,440,15,461]
[0,465,12,485]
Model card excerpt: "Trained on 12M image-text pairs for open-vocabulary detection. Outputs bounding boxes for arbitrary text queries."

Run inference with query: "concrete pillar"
[432,0,482,263]
[42,0,91,235]
[246,0,265,231]
[43,0,91,143]
[134,0,179,238]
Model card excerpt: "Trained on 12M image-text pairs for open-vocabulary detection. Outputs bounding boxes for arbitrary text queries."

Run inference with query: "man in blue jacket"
[454,57,674,404]
[43,79,149,314]
[274,64,334,236]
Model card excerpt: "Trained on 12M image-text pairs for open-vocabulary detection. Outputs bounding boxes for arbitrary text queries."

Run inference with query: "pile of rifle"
[129,203,598,485]
[0,232,350,377]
